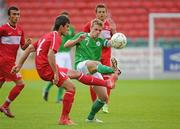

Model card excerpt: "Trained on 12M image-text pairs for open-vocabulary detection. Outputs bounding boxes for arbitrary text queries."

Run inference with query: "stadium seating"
[6,0,180,47]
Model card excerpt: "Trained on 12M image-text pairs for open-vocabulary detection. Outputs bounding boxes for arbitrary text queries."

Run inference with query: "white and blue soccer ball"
[111,32,127,49]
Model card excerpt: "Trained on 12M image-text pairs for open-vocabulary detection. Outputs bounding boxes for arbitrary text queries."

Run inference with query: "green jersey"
[58,25,75,52]
[71,32,109,69]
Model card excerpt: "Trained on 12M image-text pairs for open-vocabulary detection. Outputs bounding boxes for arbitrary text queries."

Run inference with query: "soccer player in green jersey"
[64,19,120,123]
[83,4,117,113]
[43,11,75,103]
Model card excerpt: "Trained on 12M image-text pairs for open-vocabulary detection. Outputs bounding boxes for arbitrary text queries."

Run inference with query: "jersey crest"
[96,41,101,46]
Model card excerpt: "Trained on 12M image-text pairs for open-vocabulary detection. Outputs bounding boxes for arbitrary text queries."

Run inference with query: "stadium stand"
[0,0,7,25]
[5,0,180,47]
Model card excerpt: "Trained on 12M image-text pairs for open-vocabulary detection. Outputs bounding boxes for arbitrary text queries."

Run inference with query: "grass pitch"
[0,80,180,129]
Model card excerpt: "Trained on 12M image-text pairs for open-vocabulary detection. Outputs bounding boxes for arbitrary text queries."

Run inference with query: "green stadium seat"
[126,38,136,47]
[168,38,180,48]
[157,38,172,49]
[134,38,148,47]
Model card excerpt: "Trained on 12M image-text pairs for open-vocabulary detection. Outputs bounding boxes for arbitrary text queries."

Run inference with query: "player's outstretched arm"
[22,38,32,50]
[11,44,35,73]
[47,49,59,85]
[64,33,86,48]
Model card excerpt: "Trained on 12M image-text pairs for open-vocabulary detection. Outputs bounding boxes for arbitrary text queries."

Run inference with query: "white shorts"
[76,60,89,74]
[55,52,72,69]
[76,60,103,79]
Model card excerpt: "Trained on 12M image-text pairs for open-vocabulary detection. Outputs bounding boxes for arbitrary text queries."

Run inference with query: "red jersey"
[0,23,24,82]
[33,31,62,81]
[0,23,25,63]
[83,19,113,65]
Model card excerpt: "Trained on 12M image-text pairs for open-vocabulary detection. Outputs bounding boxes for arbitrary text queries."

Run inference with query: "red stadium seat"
[6,0,180,39]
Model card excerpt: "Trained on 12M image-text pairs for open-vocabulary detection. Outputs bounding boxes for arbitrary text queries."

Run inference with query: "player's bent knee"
[66,86,75,92]
[98,95,108,102]
[65,83,76,92]
[15,79,25,86]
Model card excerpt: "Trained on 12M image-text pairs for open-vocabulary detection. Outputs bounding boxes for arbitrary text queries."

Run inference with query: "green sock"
[57,87,64,101]
[87,99,105,120]
[97,64,114,74]
[44,82,53,92]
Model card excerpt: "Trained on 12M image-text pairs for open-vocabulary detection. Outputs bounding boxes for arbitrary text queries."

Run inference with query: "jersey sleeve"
[32,41,38,50]
[50,31,61,53]
[70,32,84,41]
[101,38,109,47]
[83,22,91,32]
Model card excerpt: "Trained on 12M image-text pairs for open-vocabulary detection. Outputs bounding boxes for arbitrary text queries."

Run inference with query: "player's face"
[96,7,107,21]
[90,24,102,38]
[59,23,70,36]
[9,10,20,25]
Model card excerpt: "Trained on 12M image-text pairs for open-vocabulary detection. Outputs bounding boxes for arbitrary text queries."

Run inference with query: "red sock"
[78,73,107,87]
[90,87,97,102]
[2,84,24,108]
[61,90,75,117]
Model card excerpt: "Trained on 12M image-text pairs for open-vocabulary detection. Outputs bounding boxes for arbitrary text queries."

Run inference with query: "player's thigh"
[61,78,75,91]
[1,63,23,84]
[56,68,69,86]
[58,66,80,79]
[77,60,100,74]
[66,69,81,79]
[86,60,100,73]
[86,60,100,67]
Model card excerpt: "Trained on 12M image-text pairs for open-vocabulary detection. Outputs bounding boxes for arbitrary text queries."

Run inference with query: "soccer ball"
[111,33,127,49]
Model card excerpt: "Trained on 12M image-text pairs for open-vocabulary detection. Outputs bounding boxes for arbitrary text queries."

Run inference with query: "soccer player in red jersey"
[12,15,117,125]
[42,11,75,103]
[83,4,117,113]
[0,6,31,118]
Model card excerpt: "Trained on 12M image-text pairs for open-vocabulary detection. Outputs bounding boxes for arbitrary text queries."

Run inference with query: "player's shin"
[2,84,24,108]
[87,99,105,120]
[44,82,53,92]
[97,64,114,74]
[60,90,75,122]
